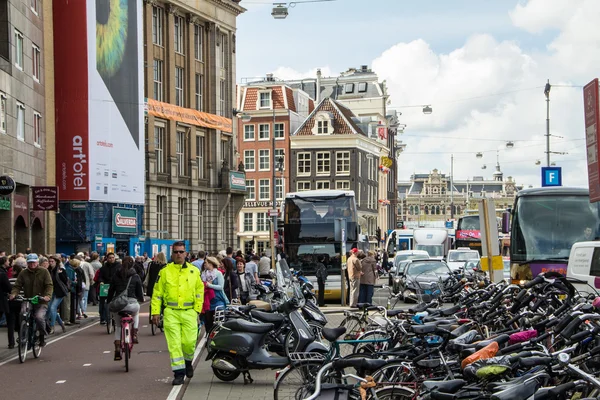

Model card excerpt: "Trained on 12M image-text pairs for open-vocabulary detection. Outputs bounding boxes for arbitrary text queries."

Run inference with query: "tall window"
[198,200,205,240]
[0,93,6,134]
[175,67,184,107]
[195,74,202,111]
[275,149,285,170]
[220,33,227,68]
[243,125,255,141]
[157,196,166,239]
[33,112,41,147]
[32,44,40,82]
[153,60,163,101]
[297,181,310,191]
[194,24,203,61]
[14,30,23,69]
[155,126,165,173]
[243,213,253,232]
[174,15,184,54]
[259,179,270,200]
[259,92,271,108]
[259,149,270,171]
[316,181,330,190]
[30,0,39,14]
[16,103,24,141]
[152,6,164,46]
[246,179,255,200]
[336,151,350,175]
[219,80,226,116]
[298,152,311,175]
[316,152,330,175]
[178,198,187,239]
[176,131,186,176]
[244,150,255,171]
[274,123,284,139]
[275,178,284,200]
[258,124,269,140]
[196,134,205,179]
[256,212,267,231]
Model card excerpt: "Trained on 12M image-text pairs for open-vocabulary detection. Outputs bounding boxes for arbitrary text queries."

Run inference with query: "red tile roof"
[285,87,296,112]
[295,98,365,136]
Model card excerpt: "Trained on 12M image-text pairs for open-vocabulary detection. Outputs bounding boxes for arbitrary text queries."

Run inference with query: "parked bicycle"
[15,295,43,363]
[151,307,164,336]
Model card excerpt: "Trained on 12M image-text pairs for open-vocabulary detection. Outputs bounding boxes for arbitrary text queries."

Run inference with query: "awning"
[146,98,232,133]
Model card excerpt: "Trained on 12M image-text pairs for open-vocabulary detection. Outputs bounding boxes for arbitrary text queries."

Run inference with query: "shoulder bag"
[108,277,133,312]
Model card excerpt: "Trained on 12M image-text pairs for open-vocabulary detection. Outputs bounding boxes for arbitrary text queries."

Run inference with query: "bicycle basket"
[288,352,326,365]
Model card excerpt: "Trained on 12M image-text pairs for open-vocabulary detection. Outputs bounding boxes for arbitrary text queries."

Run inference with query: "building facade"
[397,164,520,226]
[236,77,314,253]
[0,0,54,254]
[290,97,388,240]
[143,0,246,256]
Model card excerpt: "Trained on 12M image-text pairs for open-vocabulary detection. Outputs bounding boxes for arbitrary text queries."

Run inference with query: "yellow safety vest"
[151,262,204,315]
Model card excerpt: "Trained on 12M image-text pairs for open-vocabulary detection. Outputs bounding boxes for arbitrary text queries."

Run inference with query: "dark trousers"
[239,292,250,305]
[203,311,215,336]
[317,279,325,306]
[99,297,108,323]
[88,283,98,305]
[70,292,77,323]
[6,301,20,346]
[358,284,374,305]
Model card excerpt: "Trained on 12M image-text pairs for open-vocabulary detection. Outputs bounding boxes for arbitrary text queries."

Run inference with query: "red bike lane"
[0,303,176,400]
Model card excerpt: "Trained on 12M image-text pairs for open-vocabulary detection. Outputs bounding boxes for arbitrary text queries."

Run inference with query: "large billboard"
[54,0,144,204]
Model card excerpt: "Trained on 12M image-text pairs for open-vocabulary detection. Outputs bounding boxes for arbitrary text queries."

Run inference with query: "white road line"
[103,351,111,354]
[142,325,148,328]
[0,320,101,367]
[165,336,207,400]
[83,363,92,367]
[56,380,66,384]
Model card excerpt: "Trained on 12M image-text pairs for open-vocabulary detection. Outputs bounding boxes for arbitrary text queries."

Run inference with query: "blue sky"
[235,0,599,188]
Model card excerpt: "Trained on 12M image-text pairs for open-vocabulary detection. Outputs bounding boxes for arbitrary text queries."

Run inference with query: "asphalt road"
[0,302,176,400]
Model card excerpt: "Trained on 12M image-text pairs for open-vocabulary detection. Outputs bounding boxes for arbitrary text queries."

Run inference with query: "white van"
[566,241,600,296]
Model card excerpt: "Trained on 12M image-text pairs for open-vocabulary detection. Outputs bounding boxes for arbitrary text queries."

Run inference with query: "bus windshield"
[511,195,600,262]
[285,243,340,276]
[457,216,480,231]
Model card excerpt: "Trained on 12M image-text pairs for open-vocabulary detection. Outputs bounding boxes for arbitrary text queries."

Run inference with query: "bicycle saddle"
[386,309,404,317]
[322,326,347,342]
[118,311,133,317]
[422,379,467,394]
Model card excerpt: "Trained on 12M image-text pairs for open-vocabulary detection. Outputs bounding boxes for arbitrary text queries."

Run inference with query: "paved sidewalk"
[183,313,345,400]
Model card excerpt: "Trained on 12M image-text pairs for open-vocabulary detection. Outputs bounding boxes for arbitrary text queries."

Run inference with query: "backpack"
[316,263,328,281]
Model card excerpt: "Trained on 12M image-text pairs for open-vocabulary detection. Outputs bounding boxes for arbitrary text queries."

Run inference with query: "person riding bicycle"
[8,254,53,347]
[106,256,144,361]
[151,241,204,386]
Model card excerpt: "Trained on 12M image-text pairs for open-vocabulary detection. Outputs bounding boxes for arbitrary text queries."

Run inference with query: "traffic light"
[376,227,382,241]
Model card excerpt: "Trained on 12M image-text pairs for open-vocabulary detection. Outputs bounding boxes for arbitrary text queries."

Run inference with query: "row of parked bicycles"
[202,259,600,399]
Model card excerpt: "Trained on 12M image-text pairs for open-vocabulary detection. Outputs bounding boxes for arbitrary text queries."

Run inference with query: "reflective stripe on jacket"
[151,262,204,315]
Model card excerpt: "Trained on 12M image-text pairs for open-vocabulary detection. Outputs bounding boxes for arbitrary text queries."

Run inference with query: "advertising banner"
[54,1,144,204]
[584,79,600,202]
[146,98,232,133]
[112,207,138,235]
[32,186,59,211]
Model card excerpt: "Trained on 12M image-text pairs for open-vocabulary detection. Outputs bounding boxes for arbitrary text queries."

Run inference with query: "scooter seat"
[250,310,285,325]
[412,324,438,334]
[322,326,347,342]
[236,305,257,313]
[223,318,273,334]
[440,305,461,316]
[387,309,404,317]
[422,379,467,394]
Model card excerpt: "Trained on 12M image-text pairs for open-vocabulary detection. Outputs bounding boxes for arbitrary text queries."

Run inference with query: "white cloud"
[370,0,596,189]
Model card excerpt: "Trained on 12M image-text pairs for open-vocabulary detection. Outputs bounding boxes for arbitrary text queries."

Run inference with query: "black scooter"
[206,295,328,384]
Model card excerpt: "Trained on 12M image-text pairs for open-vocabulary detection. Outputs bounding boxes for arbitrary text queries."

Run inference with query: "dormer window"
[312,112,334,135]
[258,91,271,109]
[344,83,354,94]
[358,82,367,93]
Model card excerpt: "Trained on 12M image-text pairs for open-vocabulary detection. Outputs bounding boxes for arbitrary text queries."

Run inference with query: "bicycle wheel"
[18,320,28,363]
[124,342,129,372]
[32,328,42,358]
[353,330,390,354]
[339,316,365,340]
[372,386,415,400]
[151,321,156,336]
[371,361,417,385]
[273,361,323,400]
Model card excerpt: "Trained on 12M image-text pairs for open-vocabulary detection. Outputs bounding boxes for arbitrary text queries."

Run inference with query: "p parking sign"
[541,167,562,187]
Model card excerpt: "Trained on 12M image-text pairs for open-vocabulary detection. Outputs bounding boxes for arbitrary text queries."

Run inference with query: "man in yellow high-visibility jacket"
[151,241,204,385]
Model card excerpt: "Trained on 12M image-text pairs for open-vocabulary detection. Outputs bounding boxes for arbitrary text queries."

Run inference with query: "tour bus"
[385,229,415,256]
[508,187,600,280]
[282,190,363,300]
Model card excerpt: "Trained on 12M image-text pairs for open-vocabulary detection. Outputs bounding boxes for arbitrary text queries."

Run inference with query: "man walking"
[347,248,362,308]
[9,254,53,347]
[151,241,204,385]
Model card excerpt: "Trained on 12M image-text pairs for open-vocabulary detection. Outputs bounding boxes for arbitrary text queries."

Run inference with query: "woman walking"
[106,256,144,361]
[358,251,378,305]
[47,256,67,334]
[201,257,228,335]
[222,257,239,304]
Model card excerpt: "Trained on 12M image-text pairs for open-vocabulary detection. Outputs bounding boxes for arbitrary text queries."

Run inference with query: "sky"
[235,0,599,189]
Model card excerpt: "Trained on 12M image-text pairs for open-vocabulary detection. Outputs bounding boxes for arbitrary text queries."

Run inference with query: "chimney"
[316,69,321,103]
[361,65,368,72]
[266,73,274,82]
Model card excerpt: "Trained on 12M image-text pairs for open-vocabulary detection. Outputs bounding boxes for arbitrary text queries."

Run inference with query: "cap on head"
[350,248,359,254]
[26,253,39,263]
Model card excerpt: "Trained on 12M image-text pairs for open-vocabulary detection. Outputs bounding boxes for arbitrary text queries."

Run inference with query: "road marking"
[103,351,111,354]
[165,335,207,400]
[83,363,92,367]
[0,320,101,367]
[56,380,66,384]
[142,325,148,328]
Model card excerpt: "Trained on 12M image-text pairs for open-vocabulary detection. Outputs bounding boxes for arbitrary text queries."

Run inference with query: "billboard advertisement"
[54,0,144,204]
[584,79,600,202]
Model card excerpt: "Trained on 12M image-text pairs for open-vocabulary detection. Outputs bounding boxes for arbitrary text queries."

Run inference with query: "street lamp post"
[450,154,454,220]
[271,92,278,272]
[545,79,551,167]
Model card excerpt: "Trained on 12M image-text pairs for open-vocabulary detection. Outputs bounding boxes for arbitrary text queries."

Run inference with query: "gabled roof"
[241,86,288,111]
[294,97,366,136]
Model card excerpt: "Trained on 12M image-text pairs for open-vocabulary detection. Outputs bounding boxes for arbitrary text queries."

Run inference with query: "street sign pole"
[479,198,503,282]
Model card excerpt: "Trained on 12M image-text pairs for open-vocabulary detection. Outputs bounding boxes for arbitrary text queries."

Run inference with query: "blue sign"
[445,221,454,229]
[541,167,562,187]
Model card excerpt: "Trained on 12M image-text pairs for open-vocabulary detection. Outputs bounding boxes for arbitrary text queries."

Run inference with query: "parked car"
[392,259,452,303]
[388,250,430,285]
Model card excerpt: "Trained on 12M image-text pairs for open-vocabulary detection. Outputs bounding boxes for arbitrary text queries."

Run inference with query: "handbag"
[108,277,133,312]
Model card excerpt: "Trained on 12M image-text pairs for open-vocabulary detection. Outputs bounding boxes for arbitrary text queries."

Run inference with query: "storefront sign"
[245,201,282,208]
[32,186,59,211]
[112,207,138,235]
[230,171,246,191]
[0,198,10,211]
[95,234,103,242]
[70,201,87,211]
[0,176,15,196]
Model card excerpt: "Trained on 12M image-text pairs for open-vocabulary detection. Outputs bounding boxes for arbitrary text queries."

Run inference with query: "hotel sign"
[245,201,282,208]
